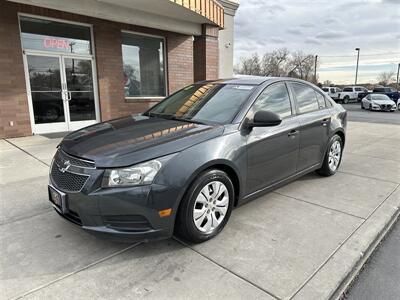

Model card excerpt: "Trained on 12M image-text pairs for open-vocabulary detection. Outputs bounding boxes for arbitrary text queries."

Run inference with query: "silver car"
[361,93,397,112]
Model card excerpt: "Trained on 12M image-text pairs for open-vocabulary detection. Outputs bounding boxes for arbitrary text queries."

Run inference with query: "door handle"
[321,118,329,126]
[67,91,72,101]
[288,130,299,138]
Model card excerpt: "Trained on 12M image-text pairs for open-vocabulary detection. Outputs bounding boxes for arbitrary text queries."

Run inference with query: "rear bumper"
[49,183,180,242]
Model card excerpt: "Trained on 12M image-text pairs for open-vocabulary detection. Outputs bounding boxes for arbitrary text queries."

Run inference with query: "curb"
[333,207,400,300]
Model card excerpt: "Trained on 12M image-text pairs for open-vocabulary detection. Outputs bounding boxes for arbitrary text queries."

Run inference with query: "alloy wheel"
[193,181,229,234]
[328,140,341,171]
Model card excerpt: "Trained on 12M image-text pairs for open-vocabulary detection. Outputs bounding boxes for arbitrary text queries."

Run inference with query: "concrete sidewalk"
[1,121,399,300]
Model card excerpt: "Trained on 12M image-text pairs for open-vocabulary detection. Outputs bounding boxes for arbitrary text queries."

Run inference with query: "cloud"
[305,37,322,45]
[300,22,315,28]
[286,28,302,35]
[324,18,338,25]
[315,30,348,39]
[382,0,400,4]
[270,37,285,44]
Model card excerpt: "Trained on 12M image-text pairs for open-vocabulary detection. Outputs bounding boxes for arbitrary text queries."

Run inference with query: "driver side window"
[249,83,292,119]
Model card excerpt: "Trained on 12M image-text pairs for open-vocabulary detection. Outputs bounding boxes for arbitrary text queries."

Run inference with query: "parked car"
[48,77,347,243]
[361,93,397,112]
[338,86,368,103]
[322,86,341,101]
[372,87,399,104]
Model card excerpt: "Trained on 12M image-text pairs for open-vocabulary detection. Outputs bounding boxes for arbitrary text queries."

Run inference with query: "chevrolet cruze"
[49,77,347,243]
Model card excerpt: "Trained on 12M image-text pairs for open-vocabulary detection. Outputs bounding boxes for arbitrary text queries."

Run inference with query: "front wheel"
[316,135,343,177]
[342,96,349,104]
[175,169,234,243]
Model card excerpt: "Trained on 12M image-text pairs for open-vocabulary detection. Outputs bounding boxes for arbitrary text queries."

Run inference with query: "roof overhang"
[7,0,224,35]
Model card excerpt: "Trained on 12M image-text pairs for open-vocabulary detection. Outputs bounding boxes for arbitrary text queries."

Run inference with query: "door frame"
[60,54,101,132]
[18,13,100,135]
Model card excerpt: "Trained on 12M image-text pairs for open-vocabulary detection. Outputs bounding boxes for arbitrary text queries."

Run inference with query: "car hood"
[59,115,224,168]
[372,100,395,105]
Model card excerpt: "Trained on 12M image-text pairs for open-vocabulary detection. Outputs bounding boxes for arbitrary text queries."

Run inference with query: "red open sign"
[44,37,70,49]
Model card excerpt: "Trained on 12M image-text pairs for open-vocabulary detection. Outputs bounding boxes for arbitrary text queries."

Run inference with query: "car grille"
[55,149,95,169]
[380,104,392,110]
[51,162,89,192]
[51,149,93,192]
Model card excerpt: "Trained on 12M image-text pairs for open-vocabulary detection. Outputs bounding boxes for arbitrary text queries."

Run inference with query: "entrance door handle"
[288,130,299,138]
[321,118,330,126]
[67,91,72,101]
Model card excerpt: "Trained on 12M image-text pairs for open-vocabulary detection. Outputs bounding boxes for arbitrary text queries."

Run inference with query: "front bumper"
[49,148,184,242]
[371,105,396,111]
[49,182,180,242]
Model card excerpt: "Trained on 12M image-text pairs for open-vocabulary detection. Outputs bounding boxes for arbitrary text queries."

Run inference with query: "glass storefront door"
[63,56,97,131]
[20,15,98,134]
[25,53,98,133]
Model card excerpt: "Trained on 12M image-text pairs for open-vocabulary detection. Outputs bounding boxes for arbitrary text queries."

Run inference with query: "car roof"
[196,76,278,86]
[196,75,322,86]
[370,93,389,96]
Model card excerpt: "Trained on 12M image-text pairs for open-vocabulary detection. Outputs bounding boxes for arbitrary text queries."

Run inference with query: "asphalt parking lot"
[345,102,400,125]
[1,115,399,299]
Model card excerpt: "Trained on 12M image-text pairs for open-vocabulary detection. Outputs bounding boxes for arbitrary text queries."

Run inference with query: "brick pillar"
[93,20,125,121]
[0,1,31,138]
[193,24,219,82]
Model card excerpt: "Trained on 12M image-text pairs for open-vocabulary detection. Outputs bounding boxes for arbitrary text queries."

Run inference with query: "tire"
[343,96,349,104]
[175,169,234,243]
[361,103,365,109]
[369,104,372,111]
[316,134,343,177]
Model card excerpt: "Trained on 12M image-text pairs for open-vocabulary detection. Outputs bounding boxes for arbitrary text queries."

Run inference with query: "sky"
[233,0,400,84]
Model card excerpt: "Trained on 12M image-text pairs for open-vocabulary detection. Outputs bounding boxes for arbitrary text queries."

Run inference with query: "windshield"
[371,94,390,101]
[146,83,255,124]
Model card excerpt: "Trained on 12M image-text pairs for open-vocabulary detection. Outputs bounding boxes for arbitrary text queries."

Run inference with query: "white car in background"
[322,87,341,101]
[361,93,397,112]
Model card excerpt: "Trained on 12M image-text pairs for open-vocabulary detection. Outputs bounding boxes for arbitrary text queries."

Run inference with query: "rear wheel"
[175,169,234,243]
[316,134,343,177]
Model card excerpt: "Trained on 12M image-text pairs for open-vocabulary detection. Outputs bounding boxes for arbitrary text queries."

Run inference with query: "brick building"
[0,0,239,138]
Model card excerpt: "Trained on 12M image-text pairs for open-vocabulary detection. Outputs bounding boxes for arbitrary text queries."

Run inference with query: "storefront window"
[20,16,92,55]
[122,32,166,98]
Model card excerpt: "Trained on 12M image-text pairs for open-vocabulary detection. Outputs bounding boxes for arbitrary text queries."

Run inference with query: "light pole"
[354,48,360,85]
[397,63,400,84]
[314,55,318,83]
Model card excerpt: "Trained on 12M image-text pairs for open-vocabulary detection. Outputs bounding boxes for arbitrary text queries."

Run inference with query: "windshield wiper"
[147,112,173,119]
[170,116,207,125]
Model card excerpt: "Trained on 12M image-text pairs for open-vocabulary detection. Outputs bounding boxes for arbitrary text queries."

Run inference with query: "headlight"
[102,154,175,187]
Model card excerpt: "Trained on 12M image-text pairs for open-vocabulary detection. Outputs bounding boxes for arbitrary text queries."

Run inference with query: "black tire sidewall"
[318,134,343,176]
[176,170,234,243]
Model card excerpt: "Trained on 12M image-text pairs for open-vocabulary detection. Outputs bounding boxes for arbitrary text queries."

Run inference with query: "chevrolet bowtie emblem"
[59,160,71,173]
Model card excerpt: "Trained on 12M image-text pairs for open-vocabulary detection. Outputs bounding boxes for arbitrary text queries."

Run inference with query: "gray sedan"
[49,77,347,243]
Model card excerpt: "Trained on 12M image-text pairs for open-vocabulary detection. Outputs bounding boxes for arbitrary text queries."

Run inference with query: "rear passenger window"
[291,83,319,114]
[250,83,292,119]
[315,91,326,108]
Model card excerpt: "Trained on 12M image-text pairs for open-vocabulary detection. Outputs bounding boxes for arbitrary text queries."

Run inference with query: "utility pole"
[397,63,400,84]
[355,48,360,85]
[314,55,318,83]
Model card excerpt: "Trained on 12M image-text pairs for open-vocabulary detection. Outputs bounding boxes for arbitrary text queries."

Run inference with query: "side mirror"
[247,111,282,128]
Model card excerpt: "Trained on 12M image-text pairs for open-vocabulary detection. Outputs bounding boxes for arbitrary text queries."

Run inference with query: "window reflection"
[20,16,91,54]
[122,32,166,97]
